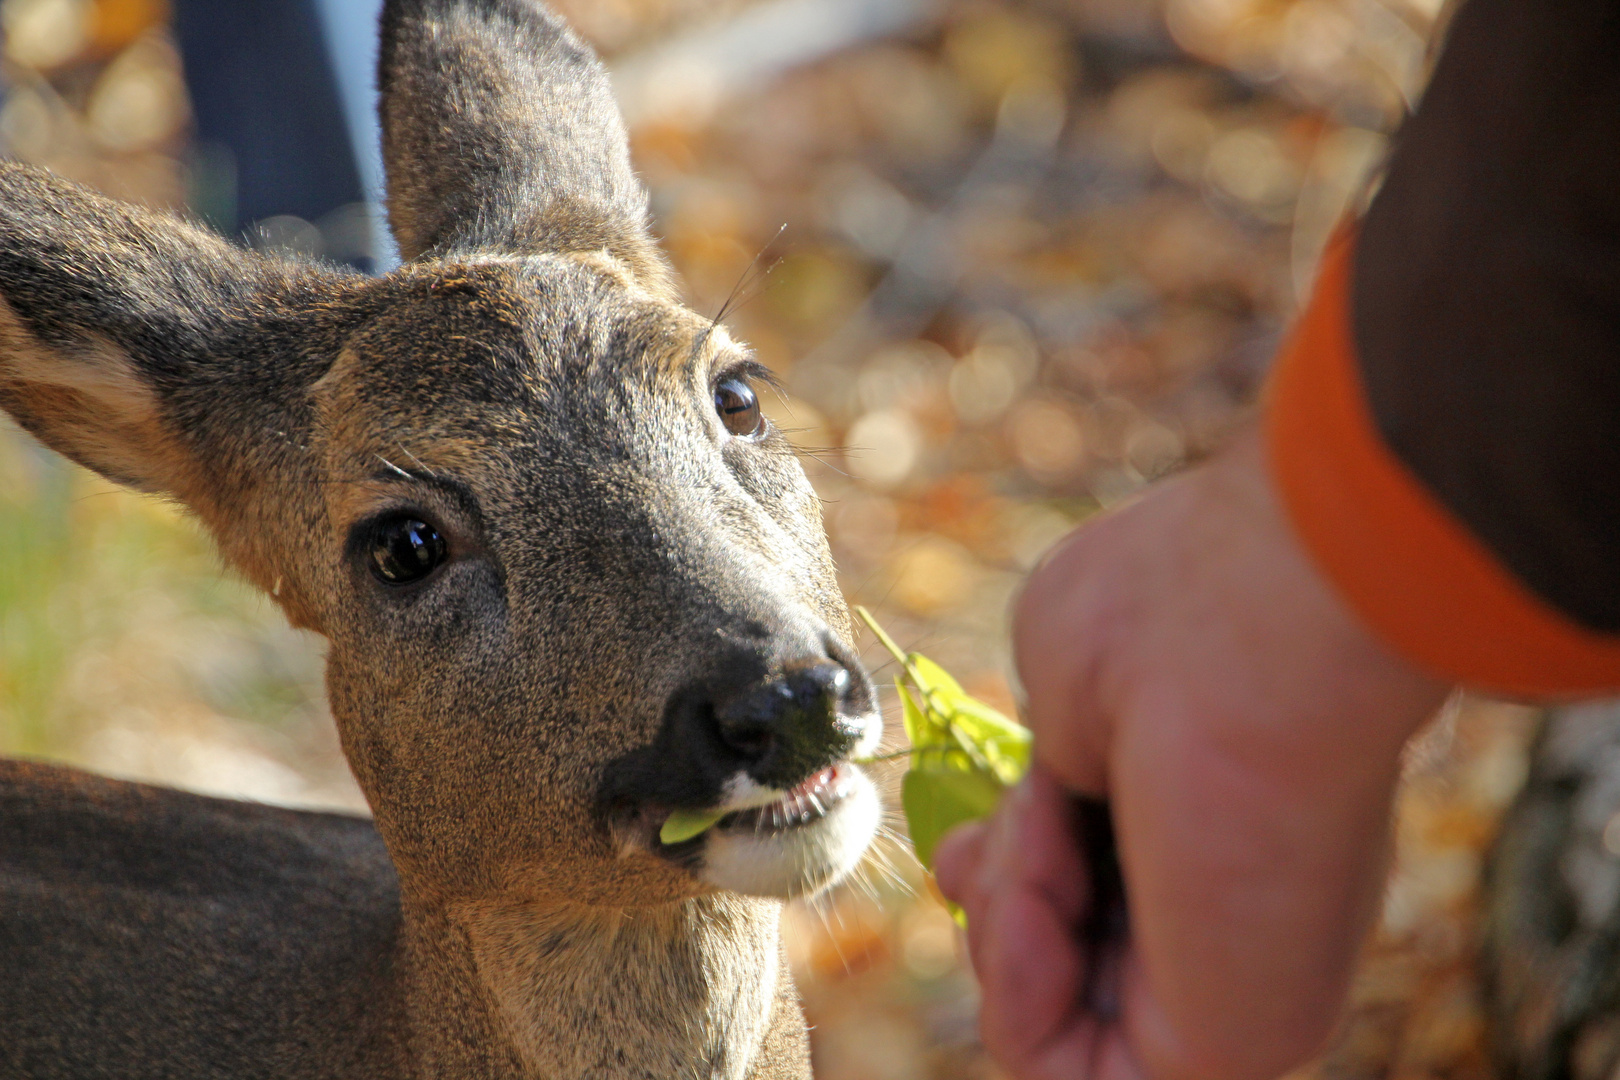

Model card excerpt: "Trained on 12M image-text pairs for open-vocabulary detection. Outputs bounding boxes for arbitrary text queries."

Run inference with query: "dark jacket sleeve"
[1265,0,1620,697]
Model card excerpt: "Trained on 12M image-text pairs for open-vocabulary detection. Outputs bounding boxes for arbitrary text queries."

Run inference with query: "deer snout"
[715,661,865,789]
[595,627,883,892]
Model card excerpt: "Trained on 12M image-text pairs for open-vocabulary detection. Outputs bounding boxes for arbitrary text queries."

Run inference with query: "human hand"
[935,427,1449,1080]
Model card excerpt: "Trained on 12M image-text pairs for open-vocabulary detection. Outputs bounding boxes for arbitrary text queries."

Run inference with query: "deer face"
[307,259,882,905]
[0,0,882,909]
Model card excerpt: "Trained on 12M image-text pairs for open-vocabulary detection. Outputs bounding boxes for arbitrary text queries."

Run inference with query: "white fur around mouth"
[697,762,881,900]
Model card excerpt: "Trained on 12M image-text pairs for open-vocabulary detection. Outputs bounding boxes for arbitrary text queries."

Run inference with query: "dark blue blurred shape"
[172,0,386,271]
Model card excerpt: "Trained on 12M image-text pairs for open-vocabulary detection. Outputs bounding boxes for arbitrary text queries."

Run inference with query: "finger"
[978,884,1147,1080]
[1022,1017,1144,1080]
[933,818,988,911]
[934,818,992,974]
[976,883,1087,1071]
[964,795,1029,974]
[974,779,1095,1065]
[949,771,1096,1005]
[1013,767,1089,922]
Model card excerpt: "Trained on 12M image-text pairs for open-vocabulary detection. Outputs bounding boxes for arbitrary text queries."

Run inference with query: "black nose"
[715,661,864,788]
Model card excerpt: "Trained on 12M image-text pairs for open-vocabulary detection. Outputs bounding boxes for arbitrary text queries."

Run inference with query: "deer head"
[0,0,882,919]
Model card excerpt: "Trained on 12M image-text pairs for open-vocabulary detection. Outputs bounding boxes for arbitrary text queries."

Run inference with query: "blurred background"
[0,0,1542,1077]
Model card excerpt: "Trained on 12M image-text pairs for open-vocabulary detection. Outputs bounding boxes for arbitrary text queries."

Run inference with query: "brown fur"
[0,2,871,1076]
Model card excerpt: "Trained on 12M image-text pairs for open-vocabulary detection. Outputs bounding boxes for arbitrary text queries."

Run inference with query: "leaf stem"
[854,605,927,690]
[852,748,915,765]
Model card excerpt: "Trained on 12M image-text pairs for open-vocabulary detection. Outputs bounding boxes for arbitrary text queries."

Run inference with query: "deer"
[0,1,888,1076]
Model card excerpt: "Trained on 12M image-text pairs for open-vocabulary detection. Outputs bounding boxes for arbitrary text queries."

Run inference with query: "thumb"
[1012,525,1122,795]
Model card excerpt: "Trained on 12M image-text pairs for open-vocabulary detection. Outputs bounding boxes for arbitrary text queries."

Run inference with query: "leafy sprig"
[657,607,1033,869]
[853,606,1031,869]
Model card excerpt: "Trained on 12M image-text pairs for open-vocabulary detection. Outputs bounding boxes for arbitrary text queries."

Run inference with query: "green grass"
[0,421,325,765]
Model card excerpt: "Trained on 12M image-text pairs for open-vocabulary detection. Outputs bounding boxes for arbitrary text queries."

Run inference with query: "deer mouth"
[707,764,857,835]
[603,700,885,899]
[689,761,881,899]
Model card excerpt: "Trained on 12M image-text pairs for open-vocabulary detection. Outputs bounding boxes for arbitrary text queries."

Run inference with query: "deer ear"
[0,163,347,628]
[377,0,672,289]
[0,305,181,493]
[0,164,318,502]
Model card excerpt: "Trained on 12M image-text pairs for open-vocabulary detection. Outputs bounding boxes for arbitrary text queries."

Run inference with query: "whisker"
[870,844,917,896]
[793,449,852,479]
[828,890,849,933]
[809,893,852,977]
[871,854,909,900]
[375,455,412,480]
[396,444,437,477]
[719,258,784,322]
[713,223,787,327]
[849,863,880,905]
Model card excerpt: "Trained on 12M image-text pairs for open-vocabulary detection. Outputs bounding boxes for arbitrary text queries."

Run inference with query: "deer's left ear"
[0,163,334,501]
[0,307,175,493]
[0,163,352,629]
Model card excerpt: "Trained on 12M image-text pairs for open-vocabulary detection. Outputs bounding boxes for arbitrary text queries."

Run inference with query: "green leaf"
[854,606,1037,894]
[945,693,1027,741]
[902,767,1003,869]
[898,680,925,745]
[943,696,1032,784]
[659,808,726,845]
[911,744,978,773]
[899,681,951,748]
[908,652,964,697]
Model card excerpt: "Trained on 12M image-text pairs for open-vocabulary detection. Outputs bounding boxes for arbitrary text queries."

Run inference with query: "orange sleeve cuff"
[1265,227,1620,698]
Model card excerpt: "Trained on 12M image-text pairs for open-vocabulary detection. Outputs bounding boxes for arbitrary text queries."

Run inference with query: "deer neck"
[398,893,788,1080]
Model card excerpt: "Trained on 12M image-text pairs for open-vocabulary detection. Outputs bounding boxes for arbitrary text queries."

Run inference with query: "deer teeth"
[714,763,854,836]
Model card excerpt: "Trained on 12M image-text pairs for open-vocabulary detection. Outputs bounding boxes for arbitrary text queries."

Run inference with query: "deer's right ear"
[0,163,323,500]
[378,0,673,293]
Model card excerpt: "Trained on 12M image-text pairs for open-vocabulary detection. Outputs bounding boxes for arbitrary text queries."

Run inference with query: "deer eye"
[714,377,763,437]
[368,516,448,585]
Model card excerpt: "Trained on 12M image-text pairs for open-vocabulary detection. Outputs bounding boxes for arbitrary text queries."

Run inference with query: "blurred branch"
[611,0,940,128]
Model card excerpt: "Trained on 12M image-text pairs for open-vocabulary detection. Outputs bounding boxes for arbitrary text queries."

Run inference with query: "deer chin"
[695,763,882,900]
